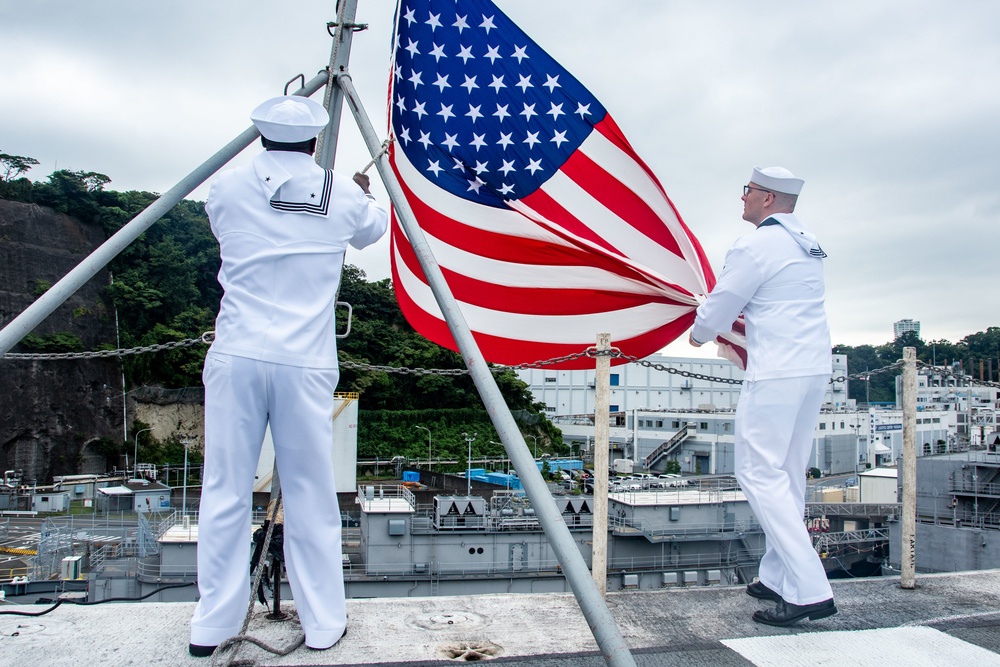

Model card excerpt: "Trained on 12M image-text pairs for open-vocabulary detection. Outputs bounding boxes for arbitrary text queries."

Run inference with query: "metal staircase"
[643,425,691,469]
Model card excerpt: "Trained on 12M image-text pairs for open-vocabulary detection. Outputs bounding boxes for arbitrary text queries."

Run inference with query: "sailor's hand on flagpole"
[353,172,371,194]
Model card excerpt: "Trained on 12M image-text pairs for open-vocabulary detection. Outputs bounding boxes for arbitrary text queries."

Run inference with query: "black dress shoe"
[188,643,217,658]
[746,581,782,602]
[752,599,837,627]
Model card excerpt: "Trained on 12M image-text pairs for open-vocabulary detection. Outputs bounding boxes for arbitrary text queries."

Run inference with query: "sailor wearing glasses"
[689,166,836,626]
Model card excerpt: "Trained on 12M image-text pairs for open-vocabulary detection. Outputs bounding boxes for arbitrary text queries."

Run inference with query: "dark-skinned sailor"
[189,96,388,656]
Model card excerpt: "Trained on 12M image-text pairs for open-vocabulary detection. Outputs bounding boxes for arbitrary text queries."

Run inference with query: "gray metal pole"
[901,347,917,588]
[335,71,636,667]
[315,0,360,169]
[0,73,328,356]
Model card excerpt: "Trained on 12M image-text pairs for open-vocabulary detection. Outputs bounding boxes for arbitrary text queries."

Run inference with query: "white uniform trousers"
[735,374,834,606]
[190,351,346,649]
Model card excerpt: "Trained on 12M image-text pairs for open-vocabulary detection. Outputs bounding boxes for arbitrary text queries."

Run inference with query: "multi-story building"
[894,364,999,446]
[515,354,849,417]
[517,354,961,476]
[893,319,920,339]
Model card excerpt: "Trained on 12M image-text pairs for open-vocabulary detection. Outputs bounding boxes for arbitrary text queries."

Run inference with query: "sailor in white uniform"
[189,96,388,656]
[690,166,837,626]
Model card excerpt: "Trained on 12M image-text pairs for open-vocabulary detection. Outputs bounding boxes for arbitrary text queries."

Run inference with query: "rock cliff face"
[0,200,124,483]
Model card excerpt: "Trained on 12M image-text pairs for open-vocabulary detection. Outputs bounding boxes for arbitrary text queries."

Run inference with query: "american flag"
[388,0,746,369]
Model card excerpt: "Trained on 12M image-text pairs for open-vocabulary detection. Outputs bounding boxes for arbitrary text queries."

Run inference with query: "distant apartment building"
[893,319,921,339]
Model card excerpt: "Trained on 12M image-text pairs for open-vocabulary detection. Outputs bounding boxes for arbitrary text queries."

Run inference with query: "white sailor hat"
[750,166,804,195]
[250,96,329,143]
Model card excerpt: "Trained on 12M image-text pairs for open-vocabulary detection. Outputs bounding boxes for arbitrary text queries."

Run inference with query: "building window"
[699,422,708,430]
[723,422,732,432]
[544,377,557,383]
[609,405,619,412]
[840,421,845,429]
[545,406,556,413]
[672,421,680,428]
[610,374,620,386]
[656,420,663,428]
[818,423,827,430]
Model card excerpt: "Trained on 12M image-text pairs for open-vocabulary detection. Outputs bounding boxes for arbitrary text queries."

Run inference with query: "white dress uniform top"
[190,96,388,652]
[692,169,834,609]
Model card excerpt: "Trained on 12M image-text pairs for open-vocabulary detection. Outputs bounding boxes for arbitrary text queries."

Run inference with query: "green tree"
[0,152,39,181]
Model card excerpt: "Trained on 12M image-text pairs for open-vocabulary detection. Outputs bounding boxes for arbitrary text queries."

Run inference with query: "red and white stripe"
[389,115,746,370]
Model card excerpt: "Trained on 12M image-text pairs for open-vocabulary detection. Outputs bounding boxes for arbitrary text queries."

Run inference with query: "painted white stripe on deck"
[722,627,1000,667]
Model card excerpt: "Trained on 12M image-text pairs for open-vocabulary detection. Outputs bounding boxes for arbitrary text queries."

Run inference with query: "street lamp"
[415,425,432,469]
[181,437,191,518]
[526,434,539,459]
[132,427,156,479]
[490,441,511,488]
[462,432,477,496]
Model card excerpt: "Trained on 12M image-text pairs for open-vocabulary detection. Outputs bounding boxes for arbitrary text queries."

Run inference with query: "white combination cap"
[250,96,329,143]
[750,166,804,195]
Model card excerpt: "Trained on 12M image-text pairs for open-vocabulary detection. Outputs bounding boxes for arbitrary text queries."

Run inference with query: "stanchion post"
[592,334,611,595]
[901,347,917,589]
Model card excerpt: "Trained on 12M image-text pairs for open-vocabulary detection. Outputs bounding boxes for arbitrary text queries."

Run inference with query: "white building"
[893,319,920,339]
[894,365,1000,446]
[548,406,955,477]
[515,354,849,417]
[517,354,961,476]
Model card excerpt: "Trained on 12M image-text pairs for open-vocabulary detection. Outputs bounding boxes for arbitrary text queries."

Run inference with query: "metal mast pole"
[335,71,636,667]
[315,0,361,170]
[0,75,328,355]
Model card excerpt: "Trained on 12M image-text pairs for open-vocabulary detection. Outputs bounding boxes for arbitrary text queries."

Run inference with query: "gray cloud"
[2,0,997,350]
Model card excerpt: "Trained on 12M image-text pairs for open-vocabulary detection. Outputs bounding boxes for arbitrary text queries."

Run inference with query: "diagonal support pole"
[335,71,637,667]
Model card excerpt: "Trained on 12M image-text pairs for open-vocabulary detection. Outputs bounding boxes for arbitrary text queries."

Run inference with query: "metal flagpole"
[315,0,362,170]
[335,71,637,667]
[0,74,328,356]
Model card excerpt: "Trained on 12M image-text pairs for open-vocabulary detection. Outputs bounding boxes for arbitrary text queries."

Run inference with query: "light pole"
[489,441,511,485]
[415,425,432,470]
[462,432,477,496]
[526,434,539,460]
[132,427,156,479]
[181,437,190,518]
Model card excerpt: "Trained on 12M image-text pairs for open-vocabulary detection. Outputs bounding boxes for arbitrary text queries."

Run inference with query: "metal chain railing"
[5,332,998,389]
[1,332,215,361]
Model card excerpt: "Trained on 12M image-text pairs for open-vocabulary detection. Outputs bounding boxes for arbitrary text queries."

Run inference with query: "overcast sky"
[3,0,998,359]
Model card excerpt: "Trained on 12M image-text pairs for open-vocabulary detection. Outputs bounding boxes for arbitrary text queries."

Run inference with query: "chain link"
[1,332,214,361]
[5,333,998,389]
